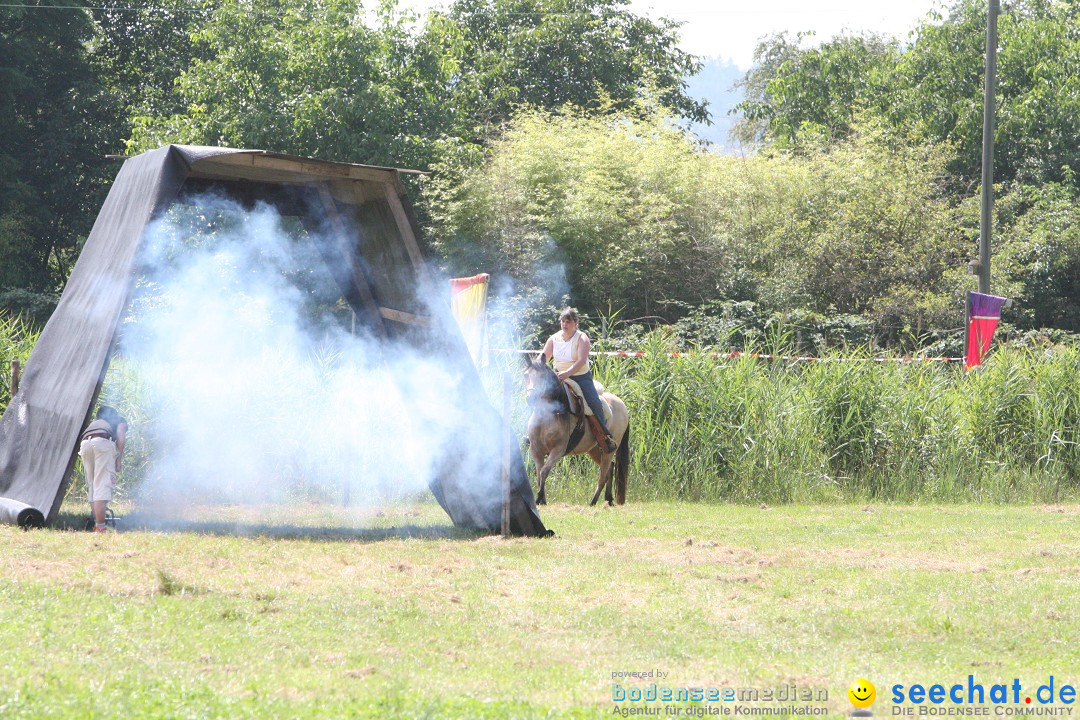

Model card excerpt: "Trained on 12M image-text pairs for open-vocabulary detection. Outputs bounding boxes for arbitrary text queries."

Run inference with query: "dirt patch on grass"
[1038,505,1080,515]
[596,538,780,571]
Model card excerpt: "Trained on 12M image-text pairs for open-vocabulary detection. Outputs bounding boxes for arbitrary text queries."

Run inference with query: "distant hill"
[684,57,745,151]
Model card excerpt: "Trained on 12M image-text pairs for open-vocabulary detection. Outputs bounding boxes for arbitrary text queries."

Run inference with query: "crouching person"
[79,405,128,532]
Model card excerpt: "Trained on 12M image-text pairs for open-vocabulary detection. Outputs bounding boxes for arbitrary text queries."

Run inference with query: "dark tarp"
[0,145,547,536]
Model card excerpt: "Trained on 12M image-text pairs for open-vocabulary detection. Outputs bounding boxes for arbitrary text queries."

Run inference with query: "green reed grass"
[35,320,1080,508]
[0,313,39,412]
[494,343,1080,505]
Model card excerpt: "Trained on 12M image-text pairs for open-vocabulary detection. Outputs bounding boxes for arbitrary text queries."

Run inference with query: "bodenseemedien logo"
[609,681,831,715]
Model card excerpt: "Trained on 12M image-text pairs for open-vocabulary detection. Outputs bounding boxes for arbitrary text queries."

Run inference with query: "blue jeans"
[571,370,612,436]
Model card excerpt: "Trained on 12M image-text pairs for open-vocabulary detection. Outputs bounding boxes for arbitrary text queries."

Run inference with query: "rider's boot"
[587,415,618,453]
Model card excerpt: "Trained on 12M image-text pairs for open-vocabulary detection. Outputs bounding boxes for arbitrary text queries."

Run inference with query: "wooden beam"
[316,184,387,338]
[201,153,402,184]
[382,182,431,282]
[378,307,432,326]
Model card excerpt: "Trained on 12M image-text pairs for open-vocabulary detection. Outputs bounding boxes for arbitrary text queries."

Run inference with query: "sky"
[627,0,947,69]
[400,0,949,69]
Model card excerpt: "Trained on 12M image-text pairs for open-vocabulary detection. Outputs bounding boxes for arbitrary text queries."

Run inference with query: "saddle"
[561,378,615,453]
[562,378,612,423]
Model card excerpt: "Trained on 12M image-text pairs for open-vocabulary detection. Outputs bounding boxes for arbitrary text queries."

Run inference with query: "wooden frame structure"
[0,145,547,535]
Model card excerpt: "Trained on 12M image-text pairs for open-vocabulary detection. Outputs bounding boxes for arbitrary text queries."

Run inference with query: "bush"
[996,183,1080,332]
[424,108,966,337]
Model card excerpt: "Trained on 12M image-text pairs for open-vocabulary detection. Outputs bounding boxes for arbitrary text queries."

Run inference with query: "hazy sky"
[400,0,949,69]
[629,0,946,68]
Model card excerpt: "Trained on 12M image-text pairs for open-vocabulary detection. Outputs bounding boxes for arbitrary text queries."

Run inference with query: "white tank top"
[551,330,589,375]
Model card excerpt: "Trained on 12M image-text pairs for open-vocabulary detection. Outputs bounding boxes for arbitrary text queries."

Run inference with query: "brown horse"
[523,356,630,506]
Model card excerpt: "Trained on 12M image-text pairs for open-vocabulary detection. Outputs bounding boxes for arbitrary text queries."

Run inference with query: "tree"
[898,0,1080,188]
[127,0,448,168]
[89,0,211,131]
[995,183,1080,331]
[128,0,708,169]
[0,1,117,317]
[737,0,1080,190]
[734,31,898,148]
[421,0,707,138]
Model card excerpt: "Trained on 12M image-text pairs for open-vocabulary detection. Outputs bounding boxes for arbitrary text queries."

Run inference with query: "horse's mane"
[528,361,571,416]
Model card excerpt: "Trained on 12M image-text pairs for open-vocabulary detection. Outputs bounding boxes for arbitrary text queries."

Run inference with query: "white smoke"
[484,233,571,355]
[119,193,498,521]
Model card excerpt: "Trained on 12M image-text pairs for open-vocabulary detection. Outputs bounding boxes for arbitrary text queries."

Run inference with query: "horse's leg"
[587,446,610,506]
[601,452,615,506]
[534,441,569,506]
[530,445,549,505]
[537,450,567,506]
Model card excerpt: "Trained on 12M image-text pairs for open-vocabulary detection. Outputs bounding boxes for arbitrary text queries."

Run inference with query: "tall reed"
[0,314,39,412]
[497,344,1080,504]
[48,334,1080,507]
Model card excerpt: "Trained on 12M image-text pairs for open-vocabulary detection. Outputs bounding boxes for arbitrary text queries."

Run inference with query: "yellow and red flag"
[449,273,490,363]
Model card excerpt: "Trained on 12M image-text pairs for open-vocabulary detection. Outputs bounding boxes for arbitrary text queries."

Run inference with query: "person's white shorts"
[79,437,117,503]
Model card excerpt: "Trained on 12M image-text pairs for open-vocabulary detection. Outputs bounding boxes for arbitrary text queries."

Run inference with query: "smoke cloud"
[485,233,571,354]
[117,192,500,524]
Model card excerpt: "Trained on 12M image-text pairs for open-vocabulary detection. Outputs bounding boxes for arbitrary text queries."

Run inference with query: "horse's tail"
[615,422,629,505]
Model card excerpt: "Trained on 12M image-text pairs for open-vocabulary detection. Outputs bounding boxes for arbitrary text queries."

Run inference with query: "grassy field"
[3,501,1080,719]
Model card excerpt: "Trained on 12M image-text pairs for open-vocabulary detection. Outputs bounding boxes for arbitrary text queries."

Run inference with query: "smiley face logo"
[848,679,876,708]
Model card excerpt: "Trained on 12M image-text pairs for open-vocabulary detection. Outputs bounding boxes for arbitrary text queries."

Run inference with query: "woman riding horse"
[525,308,630,506]
[538,308,617,453]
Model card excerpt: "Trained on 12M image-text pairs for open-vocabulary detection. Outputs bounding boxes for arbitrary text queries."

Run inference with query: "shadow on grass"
[49,509,486,542]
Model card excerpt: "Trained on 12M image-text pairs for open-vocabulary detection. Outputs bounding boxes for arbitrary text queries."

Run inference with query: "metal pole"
[501,371,512,538]
[978,0,1000,294]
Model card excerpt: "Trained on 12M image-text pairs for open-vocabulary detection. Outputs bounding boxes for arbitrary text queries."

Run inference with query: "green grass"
[3,501,1080,719]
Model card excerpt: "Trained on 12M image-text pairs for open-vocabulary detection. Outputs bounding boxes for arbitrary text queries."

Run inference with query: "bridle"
[524,363,569,416]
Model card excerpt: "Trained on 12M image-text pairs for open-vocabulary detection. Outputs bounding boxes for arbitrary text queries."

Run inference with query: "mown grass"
[3,502,1080,719]
[498,342,1080,505]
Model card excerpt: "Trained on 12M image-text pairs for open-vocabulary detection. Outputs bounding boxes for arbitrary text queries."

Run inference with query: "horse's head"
[523,355,569,415]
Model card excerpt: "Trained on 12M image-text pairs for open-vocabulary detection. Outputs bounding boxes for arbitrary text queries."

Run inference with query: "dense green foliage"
[3,0,1080,338]
[424,108,971,336]
[994,182,1080,329]
[720,0,1080,335]
[127,0,446,167]
[126,0,705,169]
[0,0,702,318]
[421,0,707,129]
[0,2,118,315]
[734,31,899,147]
[738,0,1080,189]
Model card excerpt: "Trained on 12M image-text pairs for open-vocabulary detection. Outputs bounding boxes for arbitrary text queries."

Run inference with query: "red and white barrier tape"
[494,349,964,363]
